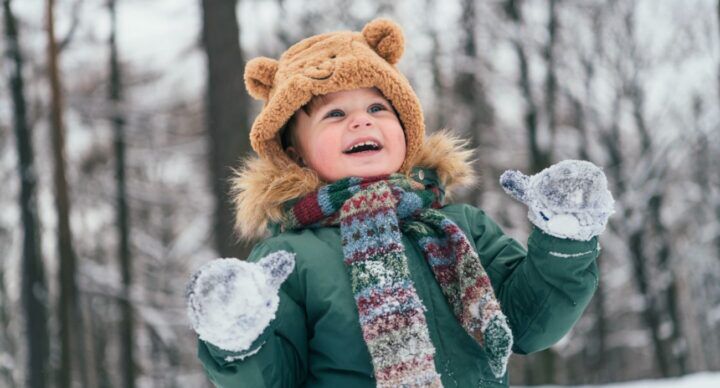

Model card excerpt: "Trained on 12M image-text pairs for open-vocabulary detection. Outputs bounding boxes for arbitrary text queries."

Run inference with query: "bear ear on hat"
[362,18,405,65]
[244,57,279,101]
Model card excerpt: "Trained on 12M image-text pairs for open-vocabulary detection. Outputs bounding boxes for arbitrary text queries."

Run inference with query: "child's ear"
[362,18,404,65]
[244,57,279,100]
[285,146,305,167]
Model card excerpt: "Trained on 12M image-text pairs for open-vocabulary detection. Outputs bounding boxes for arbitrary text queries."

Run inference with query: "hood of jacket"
[230,129,477,240]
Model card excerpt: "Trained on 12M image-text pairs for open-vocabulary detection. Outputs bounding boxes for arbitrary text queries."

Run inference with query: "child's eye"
[324,109,344,118]
[368,104,386,113]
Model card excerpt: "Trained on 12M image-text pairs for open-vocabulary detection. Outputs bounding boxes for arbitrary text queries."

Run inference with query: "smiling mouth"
[343,142,383,155]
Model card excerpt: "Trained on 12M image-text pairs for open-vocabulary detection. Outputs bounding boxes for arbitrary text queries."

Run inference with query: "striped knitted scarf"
[280,174,512,386]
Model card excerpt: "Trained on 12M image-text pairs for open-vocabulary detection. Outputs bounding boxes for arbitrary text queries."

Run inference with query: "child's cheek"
[317,131,341,158]
[310,133,344,175]
[390,127,407,162]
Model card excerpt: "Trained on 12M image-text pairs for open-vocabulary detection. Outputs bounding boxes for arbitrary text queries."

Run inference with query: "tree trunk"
[598,88,671,378]
[505,0,549,174]
[424,0,445,134]
[160,198,180,388]
[624,13,687,371]
[89,294,112,388]
[45,1,87,386]
[201,0,253,258]
[3,0,50,387]
[543,0,558,160]
[597,83,672,376]
[643,139,687,377]
[455,0,493,207]
[628,228,671,377]
[108,1,135,387]
[715,0,720,261]
[717,0,720,114]
[569,92,608,380]
[690,96,720,371]
[429,31,445,133]
[0,227,17,388]
[79,294,98,388]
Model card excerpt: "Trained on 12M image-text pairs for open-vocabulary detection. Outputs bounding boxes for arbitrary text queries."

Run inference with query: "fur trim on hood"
[230,129,477,241]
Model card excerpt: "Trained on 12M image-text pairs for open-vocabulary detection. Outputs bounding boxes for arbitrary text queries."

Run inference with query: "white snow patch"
[513,371,720,387]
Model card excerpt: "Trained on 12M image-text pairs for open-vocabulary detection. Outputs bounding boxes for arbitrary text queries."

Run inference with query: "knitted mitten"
[500,160,615,241]
[186,251,295,352]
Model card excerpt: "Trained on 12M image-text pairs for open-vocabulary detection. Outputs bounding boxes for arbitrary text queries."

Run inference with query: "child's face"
[287,88,406,182]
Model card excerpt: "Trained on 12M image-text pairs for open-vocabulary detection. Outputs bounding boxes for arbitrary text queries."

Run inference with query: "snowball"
[186,251,295,352]
[547,214,581,236]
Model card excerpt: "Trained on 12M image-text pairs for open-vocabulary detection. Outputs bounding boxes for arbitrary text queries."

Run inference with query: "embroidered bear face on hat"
[243,18,425,174]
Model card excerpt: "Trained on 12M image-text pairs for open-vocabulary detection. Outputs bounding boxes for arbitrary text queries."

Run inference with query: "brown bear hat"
[234,18,476,240]
[244,18,424,171]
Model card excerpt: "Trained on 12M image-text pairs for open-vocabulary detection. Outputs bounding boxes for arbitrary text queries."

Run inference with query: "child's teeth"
[348,141,378,152]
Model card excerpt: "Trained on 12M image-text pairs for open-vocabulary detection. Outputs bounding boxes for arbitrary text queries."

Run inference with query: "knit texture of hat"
[243,18,425,173]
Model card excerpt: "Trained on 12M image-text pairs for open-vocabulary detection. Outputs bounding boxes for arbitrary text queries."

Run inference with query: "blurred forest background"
[1,0,719,387]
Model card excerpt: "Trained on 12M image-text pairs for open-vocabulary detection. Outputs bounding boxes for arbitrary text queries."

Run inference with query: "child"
[186,18,614,388]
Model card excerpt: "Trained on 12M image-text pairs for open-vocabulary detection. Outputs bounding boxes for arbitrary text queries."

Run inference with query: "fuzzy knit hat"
[243,18,425,173]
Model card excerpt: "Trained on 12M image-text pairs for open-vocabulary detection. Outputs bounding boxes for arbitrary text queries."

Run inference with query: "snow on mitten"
[499,160,615,241]
[185,251,295,352]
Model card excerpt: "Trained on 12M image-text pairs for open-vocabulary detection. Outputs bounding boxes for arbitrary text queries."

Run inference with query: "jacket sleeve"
[196,242,308,388]
[461,204,600,355]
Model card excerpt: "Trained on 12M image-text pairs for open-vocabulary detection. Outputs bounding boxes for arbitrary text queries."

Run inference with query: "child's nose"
[350,113,373,130]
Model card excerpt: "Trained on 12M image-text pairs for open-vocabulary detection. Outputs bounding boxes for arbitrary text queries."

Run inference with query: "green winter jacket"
[196,166,600,388]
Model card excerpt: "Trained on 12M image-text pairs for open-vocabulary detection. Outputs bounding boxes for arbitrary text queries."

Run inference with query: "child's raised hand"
[499,160,615,241]
[185,251,295,352]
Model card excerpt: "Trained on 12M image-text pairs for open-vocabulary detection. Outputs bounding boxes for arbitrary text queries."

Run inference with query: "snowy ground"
[513,371,720,387]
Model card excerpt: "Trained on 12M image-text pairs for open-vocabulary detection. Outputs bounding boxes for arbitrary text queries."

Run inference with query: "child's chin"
[320,163,401,182]
[349,167,397,178]
[323,171,381,182]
